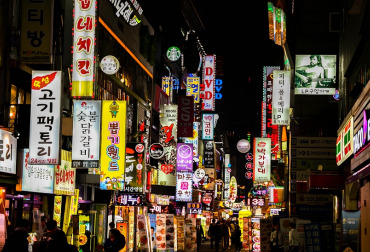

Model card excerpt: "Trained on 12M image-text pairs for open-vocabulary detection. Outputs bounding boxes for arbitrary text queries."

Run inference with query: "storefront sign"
[237,139,251,153]
[176,143,193,172]
[215,79,223,99]
[72,100,101,168]
[124,143,145,193]
[54,150,75,195]
[187,203,202,214]
[203,141,215,168]
[183,122,199,158]
[186,77,200,103]
[336,117,353,165]
[19,149,54,194]
[116,194,144,206]
[294,55,337,95]
[100,55,120,75]
[229,176,237,203]
[0,129,17,174]
[176,172,193,202]
[194,168,205,180]
[149,143,164,159]
[29,71,61,165]
[251,198,265,207]
[272,70,291,125]
[202,191,214,211]
[353,109,370,156]
[177,96,194,137]
[100,100,126,190]
[269,186,284,203]
[202,113,214,140]
[253,138,271,182]
[108,0,143,26]
[201,55,216,111]
[166,46,181,61]
[71,0,96,97]
[161,77,171,97]
[20,0,53,63]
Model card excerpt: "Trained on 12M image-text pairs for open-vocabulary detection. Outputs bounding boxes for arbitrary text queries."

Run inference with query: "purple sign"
[176,143,193,172]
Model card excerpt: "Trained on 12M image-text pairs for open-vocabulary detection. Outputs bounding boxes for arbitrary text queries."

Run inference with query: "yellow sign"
[100,100,126,190]
[53,196,62,226]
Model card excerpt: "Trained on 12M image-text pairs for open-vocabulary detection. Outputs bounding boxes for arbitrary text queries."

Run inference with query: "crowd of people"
[205,218,241,252]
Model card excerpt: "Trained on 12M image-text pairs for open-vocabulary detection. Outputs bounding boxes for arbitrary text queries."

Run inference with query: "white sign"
[0,129,17,174]
[253,138,271,181]
[72,100,101,168]
[20,149,54,193]
[29,71,62,165]
[272,70,291,125]
[236,139,251,153]
[202,113,214,140]
[176,172,193,202]
[184,122,199,158]
[100,55,120,75]
[202,55,216,111]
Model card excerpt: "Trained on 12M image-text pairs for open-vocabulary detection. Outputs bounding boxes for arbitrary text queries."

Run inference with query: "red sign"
[202,195,212,205]
[177,96,194,137]
[161,164,174,174]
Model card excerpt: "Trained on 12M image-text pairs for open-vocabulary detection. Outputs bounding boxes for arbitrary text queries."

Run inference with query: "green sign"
[166,46,181,61]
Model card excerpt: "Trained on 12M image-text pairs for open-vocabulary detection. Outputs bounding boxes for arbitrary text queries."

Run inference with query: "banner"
[253,138,271,182]
[100,100,126,190]
[29,71,62,165]
[177,96,194,137]
[124,143,145,193]
[272,70,291,125]
[158,105,177,186]
[294,55,336,95]
[71,0,96,97]
[54,150,75,195]
[176,143,193,172]
[0,129,17,174]
[202,113,214,140]
[186,77,200,103]
[201,55,216,111]
[72,100,101,168]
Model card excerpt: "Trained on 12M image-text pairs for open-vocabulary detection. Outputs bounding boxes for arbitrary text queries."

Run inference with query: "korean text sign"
[253,138,271,182]
[124,143,145,193]
[100,100,126,190]
[183,122,199,158]
[176,143,193,172]
[71,0,96,97]
[29,71,62,165]
[201,55,216,111]
[72,100,101,168]
[0,129,17,174]
[54,150,75,195]
[272,70,291,125]
[202,114,214,140]
[176,172,193,202]
[186,77,200,103]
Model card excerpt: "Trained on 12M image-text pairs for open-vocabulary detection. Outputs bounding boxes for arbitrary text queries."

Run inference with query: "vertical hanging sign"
[253,138,271,182]
[158,105,178,186]
[201,55,216,111]
[124,143,145,193]
[177,96,194,137]
[176,143,193,172]
[202,114,214,140]
[100,101,126,190]
[54,150,76,195]
[272,70,291,125]
[186,77,200,103]
[72,100,101,168]
[29,71,62,165]
[71,0,96,97]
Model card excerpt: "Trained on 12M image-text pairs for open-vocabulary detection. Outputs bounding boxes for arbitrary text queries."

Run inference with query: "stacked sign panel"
[201,55,216,111]
[253,138,271,182]
[272,70,291,125]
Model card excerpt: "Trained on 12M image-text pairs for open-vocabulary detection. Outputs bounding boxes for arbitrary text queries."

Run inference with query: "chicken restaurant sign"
[353,109,370,156]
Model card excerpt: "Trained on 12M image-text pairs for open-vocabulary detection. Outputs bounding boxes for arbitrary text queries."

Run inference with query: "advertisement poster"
[116,222,128,252]
[176,172,193,202]
[294,55,337,95]
[272,70,291,125]
[124,143,145,193]
[149,214,157,251]
[242,217,251,250]
[185,218,196,251]
[177,96,194,137]
[251,218,261,251]
[156,214,167,250]
[71,0,96,97]
[29,71,62,165]
[72,100,101,168]
[158,105,178,186]
[176,143,193,172]
[176,217,185,250]
[20,149,54,194]
[100,100,126,190]
[54,150,76,195]
[53,196,62,226]
[186,77,200,103]
[304,223,321,252]
[137,215,149,250]
[166,214,175,250]
[253,138,271,182]
[342,210,360,252]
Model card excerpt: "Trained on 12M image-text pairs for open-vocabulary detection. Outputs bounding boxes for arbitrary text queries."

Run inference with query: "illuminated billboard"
[336,117,353,166]
[253,138,271,182]
[201,55,216,111]
[295,55,336,95]
[272,70,291,125]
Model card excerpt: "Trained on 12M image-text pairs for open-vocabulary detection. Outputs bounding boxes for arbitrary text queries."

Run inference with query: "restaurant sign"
[353,109,370,156]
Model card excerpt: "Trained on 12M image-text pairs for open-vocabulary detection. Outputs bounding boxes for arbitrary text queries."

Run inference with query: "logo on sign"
[354,110,370,155]
[149,143,164,159]
[178,144,192,159]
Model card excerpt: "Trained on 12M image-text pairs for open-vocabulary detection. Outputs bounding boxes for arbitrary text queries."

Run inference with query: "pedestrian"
[221,219,230,250]
[270,224,283,252]
[288,222,299,252]
[196,219,204,251]
[3,218,30,252]
[234,224,241,252]
[229,220,235,244]
[38,219,70,252]
[104,228,126,252]
[109,222,115,230]
[208,219,216,249]
[213,219,222,252]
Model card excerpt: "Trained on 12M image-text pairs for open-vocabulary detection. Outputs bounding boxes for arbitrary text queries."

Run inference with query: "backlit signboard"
[272,70,291,125]
[54,150,75,195]
[29,71,61,165]
[294,55,337,95]
[71,0,96,97]
[336,117,353,165]
[0,129,17,174]
[100,100,126,190]
[176,143,193,172]
[72,100,101,168]
[124,143,145,193]
[201,55,216,111]
[253,138,271,182]
[177,96,194,137]
[176,172,193,202]
[186,77,200,103]
[353,110,370,157]
[202,114,214,140]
